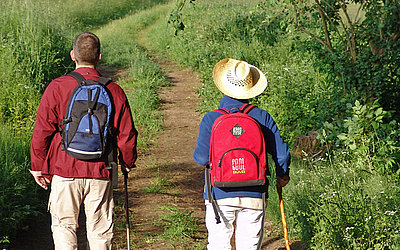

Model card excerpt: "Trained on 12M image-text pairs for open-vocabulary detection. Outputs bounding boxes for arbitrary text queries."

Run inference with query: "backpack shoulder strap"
[67,71,86,85]
[97,77,112,86]
[213,108,230,115]
[239,103,256,114]
[67,72,112,86]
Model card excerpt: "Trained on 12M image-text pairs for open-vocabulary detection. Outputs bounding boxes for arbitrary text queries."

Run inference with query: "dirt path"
[111,58,207,249]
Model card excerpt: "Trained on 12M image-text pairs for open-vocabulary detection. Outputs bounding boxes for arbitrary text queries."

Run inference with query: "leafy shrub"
[291,0,400,121]
[321,100,400,178]
[284,100,400,248]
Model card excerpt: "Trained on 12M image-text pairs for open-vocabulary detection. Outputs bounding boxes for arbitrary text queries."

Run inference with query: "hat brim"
[213,58,268,99]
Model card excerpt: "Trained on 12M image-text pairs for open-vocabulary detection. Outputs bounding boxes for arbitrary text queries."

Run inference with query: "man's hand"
[33,175,51,190]
[276,175,290,188]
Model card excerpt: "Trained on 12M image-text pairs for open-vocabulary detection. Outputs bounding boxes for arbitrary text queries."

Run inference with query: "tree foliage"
[287,0,400,120]
[168,0,196,35]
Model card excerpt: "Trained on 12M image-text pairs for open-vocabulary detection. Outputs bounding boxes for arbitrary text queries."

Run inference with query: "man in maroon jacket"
[30,32,138,250]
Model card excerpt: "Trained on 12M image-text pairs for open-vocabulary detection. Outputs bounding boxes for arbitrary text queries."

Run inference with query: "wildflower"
[345,226,354,232]
[365,216,372,222]
[384,211,396,216]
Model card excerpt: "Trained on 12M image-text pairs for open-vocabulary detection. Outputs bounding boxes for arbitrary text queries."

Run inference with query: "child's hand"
[276,175,290,188]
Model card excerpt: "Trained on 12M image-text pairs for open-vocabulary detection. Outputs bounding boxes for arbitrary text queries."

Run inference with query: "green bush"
[291,0,400,121]
[283,100,400,248]
[321,100,400,178]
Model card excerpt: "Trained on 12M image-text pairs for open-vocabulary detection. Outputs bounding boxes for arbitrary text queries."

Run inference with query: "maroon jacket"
[30,67,138,179]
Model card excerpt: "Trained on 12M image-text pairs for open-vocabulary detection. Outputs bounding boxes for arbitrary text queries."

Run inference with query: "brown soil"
[10,60,306,249]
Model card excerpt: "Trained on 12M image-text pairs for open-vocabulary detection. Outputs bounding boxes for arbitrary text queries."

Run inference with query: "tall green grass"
[0,0,71,134]
[286,161,400,248]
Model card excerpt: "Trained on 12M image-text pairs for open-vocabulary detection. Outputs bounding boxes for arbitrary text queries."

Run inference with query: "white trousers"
[205,203,264,250]
[49,175,114,250]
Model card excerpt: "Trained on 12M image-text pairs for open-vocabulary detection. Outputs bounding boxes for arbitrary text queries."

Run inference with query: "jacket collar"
[218,96,249,111]
[74,67,100,77]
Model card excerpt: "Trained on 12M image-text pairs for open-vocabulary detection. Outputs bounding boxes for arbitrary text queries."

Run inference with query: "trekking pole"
[122,166,130,250]
[277,186,291,250]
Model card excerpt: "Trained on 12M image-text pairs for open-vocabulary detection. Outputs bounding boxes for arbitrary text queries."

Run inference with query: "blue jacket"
[193,96,290,200]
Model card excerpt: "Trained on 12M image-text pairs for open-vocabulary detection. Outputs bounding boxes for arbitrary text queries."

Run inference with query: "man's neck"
[76,64,96,69]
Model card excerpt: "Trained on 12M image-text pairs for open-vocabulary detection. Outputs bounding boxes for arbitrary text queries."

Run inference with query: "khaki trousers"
[49,175,114,250]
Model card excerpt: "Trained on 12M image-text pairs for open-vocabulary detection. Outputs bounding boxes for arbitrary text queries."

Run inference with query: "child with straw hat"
[193,58,291,249]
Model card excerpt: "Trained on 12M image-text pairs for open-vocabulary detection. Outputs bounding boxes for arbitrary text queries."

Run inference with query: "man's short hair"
[73,32,100,65]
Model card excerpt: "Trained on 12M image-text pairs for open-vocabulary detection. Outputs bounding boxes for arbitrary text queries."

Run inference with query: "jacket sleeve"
[30,84,59,173]
[115,97,138,169]
[193,114,214,166]
[259,110,291,177]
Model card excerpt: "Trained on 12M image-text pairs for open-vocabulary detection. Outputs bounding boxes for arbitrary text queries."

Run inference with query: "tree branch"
[319,0,357,62]
[315,0,332,50]
[339,2,357,62]
[293,4,335,56]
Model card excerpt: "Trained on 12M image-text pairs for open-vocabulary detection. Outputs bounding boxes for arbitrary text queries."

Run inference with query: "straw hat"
[213,58,268,99]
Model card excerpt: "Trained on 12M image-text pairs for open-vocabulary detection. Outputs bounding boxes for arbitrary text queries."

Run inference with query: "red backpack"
[208,103,269,188]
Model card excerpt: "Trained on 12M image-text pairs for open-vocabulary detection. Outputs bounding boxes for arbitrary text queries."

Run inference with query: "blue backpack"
[60,71,114,161]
